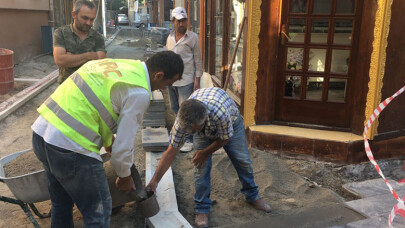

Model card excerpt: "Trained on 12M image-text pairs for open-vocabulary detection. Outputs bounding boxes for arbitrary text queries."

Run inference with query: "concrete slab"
[142,128,169,151]
[143,112,165,121]
[147,104,165,112]
[345,192,405,218]
[142,119,166,128]
[343,178,405,198]
[145,151,192,228]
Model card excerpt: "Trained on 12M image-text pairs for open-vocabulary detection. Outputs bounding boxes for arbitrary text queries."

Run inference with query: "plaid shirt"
[170,87,240,148]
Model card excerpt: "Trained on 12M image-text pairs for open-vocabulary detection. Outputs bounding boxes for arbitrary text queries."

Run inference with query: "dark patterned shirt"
[53,24,106,83]
[170,87,240,148]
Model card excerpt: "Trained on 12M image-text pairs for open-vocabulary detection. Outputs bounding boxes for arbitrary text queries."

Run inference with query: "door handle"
[281,24,291,45]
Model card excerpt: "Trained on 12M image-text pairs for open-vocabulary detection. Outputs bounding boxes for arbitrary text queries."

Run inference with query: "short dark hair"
[178,99,208,130]
[73,0,96,15]
[146,51,184,81]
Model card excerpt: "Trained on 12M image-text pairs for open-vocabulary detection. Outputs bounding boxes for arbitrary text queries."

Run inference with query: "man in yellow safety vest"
[31,51,183,227]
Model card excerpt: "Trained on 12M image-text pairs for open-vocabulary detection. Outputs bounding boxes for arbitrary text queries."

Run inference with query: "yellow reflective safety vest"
[37,59,151,154]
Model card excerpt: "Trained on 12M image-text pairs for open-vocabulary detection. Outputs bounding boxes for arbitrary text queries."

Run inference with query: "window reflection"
[331,49,350,74]
[285,75,301,98]
[308,49,326,72]
[214,0,223,81]
[337,0,355,14]
[289,18,306,43]
[328,78,347,102]
[227,0,245,99]
[334,20,353,45]
[306,77,323,100]
[313,0,331,14]
[311,19,328,43]
[189,0,200,34]
[290,0,307,13]
[286,48,304,71]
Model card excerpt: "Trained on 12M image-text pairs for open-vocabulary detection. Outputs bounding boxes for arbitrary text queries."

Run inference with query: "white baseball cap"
[172,7,188,20]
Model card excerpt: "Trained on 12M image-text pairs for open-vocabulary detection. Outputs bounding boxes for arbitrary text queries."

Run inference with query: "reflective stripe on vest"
[71,73,118,133]
[44,97,103,148]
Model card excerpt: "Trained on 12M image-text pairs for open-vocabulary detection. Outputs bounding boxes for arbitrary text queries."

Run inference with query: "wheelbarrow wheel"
[28,203,51,218]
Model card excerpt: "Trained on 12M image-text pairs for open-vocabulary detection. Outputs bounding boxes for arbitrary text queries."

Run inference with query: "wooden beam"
[0,70,58,122]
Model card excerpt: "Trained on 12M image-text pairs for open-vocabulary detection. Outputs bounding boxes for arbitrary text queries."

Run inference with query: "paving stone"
[142,127,169,151]
[343,178,405,198]
[147,104,165,112]
[143,112,165,121]
[142,119,166,128]
[345,192,405,218]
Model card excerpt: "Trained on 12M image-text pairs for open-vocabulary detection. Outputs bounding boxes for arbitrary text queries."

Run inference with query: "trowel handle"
[130,164,148,200]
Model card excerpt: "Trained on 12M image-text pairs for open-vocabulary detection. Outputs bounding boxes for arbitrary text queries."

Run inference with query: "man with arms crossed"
[53,0,106,84]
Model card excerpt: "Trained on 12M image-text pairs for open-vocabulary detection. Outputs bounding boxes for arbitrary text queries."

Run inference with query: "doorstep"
[247,125,365,163]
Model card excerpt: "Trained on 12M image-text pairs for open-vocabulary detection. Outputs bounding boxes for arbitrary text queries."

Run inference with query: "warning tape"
[363,85,405,227]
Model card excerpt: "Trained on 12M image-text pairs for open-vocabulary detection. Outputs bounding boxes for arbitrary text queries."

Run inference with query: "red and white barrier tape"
[363,85,405,227]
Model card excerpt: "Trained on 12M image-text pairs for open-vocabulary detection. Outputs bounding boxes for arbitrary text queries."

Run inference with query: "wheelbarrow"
[0,149,51,228]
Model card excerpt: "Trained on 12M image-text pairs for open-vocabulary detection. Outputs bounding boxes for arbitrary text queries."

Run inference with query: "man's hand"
[194,77,201,91]
[192,150,209,168]
[145,180,158,193]
[115,176,135,194]
[105,135,116,157]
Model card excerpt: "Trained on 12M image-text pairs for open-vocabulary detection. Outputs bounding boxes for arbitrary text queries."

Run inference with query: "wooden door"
[275,0,362,128]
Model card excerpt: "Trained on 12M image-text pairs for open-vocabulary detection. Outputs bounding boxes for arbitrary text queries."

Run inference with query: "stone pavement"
[331,178,405,227]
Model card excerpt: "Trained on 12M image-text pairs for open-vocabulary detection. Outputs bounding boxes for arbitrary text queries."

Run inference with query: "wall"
[377,0,405,139]
[0,0,49,10]
[0,9,49,63]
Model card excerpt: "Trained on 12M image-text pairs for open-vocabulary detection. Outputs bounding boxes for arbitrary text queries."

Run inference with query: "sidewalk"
[331,178,405,227]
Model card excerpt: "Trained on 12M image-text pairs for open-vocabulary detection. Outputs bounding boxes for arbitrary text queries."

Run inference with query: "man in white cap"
[166,6,203,153]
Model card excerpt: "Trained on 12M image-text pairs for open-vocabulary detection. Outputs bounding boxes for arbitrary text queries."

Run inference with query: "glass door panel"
[333,20,353,45]
[331,49,350,74]
[306,77,324,100]
[289,18,306,42]
[286,48,304,71]
[227,0,245,99]
[310,19,329,43]
[308,48,327,72]
[328,78,347,102]
[336,0,355,14]
[285,75,302,98]
[313,0,331,14]
[214,0,223,82]
[290,0,308,13]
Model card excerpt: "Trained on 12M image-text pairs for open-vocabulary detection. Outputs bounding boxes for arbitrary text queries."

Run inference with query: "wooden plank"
[0,69,58,122]
[145,151,192,228]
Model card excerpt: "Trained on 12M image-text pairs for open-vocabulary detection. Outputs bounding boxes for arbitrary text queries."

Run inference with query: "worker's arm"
[192,138,230,168]
[110,85,150,193]
[53,46,100,68]
[146,145,180,192]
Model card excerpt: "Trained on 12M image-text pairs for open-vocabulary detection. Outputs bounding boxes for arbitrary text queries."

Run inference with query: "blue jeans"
[32,132,112,228]
[193,115,259,214]
[168,83,195,142]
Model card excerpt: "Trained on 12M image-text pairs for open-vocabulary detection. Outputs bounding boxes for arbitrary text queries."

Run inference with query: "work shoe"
[248,198,272,213]
[180,142,193,153]
[195,213,209,228]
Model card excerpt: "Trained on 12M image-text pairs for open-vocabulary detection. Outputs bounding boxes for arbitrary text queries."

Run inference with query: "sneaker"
[180,142,193,153]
